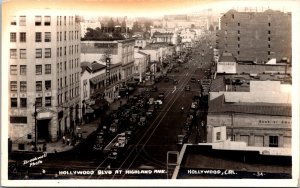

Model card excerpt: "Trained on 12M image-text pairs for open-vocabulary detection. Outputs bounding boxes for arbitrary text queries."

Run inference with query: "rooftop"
[173,145,292,179]
[208,94,291,116]
[219,53,236,62]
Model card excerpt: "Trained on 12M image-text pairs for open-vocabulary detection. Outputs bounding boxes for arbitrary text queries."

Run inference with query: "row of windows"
[57,87,80,105]
[10,48,52,59]
[10,31,80,43]
[10,80,51,92]
[10,98,28,108]
[10,97,52,108]
[10,32,51,43]
[11,16,51,26]
[10,49,26,59]
[57,16,75,26]
[10,65,27,75]
[56,31,79,41]
[57,58,80,73]
[56,45,79,57]
[225,22,271,27]
[57,72,80,89]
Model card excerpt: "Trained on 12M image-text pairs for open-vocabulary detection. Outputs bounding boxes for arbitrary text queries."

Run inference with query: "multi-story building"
[133,51,150,82]
[81,39,135,85]
[7,10,81,151]
[217,9,291,63]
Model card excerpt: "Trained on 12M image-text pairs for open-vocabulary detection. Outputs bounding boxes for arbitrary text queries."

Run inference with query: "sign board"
[217,61,236,74]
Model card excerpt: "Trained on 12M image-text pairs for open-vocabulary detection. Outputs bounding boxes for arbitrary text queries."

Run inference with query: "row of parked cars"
[177,95,202,146]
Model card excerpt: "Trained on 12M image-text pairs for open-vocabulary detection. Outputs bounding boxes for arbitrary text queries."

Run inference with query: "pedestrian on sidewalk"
[42,143,47,152]
[62,135,66,144]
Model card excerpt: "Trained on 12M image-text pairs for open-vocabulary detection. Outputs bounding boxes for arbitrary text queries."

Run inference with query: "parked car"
[190,77,196,83]
[177,134,188,146]
[185,85,191,91]
[158,92,165,100]
[150,85,158,92]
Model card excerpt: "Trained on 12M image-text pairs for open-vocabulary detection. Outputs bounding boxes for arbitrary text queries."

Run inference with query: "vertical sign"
[106,57,111,86]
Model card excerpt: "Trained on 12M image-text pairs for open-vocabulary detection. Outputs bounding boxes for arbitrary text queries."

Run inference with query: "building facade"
[8,10,81,151]
[217,9,291,63]
[81,39,135,85]
[207,81,292,148]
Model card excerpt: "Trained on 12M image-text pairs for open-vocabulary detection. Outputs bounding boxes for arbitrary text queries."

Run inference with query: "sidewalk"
[45,97,128,154]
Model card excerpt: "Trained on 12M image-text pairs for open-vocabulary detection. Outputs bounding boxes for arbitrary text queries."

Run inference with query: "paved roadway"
[9,34,215,180]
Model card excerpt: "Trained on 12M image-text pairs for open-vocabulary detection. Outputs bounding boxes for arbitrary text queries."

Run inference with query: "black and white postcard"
[1,0,299,187]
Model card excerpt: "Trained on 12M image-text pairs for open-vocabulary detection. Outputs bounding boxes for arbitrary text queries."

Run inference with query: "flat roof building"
[7,9,81,151]
[217,9,291,64]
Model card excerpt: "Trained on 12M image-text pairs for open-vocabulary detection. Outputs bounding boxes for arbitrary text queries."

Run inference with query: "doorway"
[37,119,50,141]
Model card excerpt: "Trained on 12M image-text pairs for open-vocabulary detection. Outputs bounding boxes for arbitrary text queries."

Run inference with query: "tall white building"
[7,9,81,151]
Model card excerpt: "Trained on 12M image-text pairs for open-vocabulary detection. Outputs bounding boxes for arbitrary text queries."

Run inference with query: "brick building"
[217,9,291,63]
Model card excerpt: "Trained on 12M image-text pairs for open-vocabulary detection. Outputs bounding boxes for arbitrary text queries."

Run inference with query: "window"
[64,61,66,70]
[268,37,271,42]
[268,51,270,55]
[268,30,271,34]
[35,16,42,26]
[20,32,26,42]
[268,44,271,48]
[268,22,271,27]
[36,97,42,107]
[10,81,17,91]
[36,65,42,75]
[237,51,240,55]
[45,64,51,74]
[45,97,51,106]
[11,98,17,107]
[45,80,51,90]
[44,16,51,26]
[20,49,26,59]
[64,31,66,41]
[216,132,221,141]
[11,16,17,25]
[20,81,27,92]
[36,48,42,58]
[36,81,42,91]
[10,32,16,42]
[35,32,42,42]
[238,44,240,48]
[10,65,17,75]
[64,16,66,25]
[19,16,26,26]
[10,116,27,123]
[238,37,240,41]
[269,136,278,147]
[10,49,17,59]
[45,48,51,58]
[238,30,240,34]
[238,22,240,26]
[64,46,67,55]
[232,14,234,19]
[20,98,27,107]
[20,65,26,75]
[45,32,51,42]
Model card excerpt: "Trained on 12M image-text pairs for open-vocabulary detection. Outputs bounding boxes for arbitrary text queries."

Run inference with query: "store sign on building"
[106,58,111,86]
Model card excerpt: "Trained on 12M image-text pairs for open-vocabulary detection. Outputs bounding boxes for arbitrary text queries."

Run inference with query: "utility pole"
[231,112,234,141]
[34,101,38,151]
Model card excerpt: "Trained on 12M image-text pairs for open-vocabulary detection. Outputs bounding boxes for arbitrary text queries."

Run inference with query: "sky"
[2,0,295,18]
